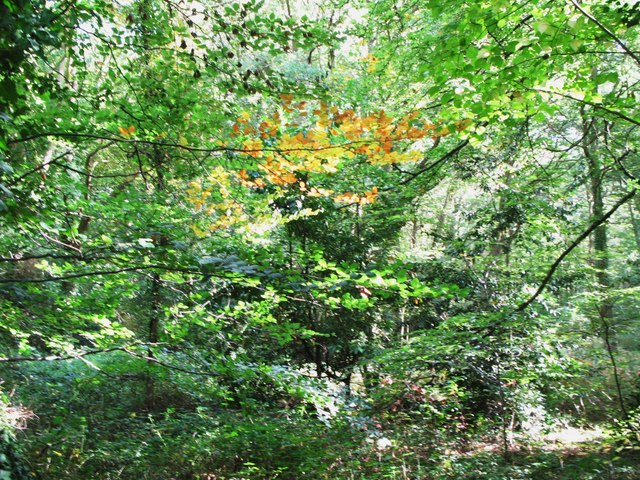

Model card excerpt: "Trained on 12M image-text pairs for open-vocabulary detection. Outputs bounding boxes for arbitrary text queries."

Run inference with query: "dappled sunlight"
[544,426,606,449]
[2,0,640,478]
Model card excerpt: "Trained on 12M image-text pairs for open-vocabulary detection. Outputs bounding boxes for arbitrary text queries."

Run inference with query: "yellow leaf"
[118,125,136,137]
[191,225,207,238]
[243,138,263,158]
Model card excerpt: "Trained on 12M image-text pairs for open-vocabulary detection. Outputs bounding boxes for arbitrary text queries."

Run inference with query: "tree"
[1,1,640,479]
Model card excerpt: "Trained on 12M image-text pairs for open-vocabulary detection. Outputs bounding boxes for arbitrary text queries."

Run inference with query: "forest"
[1,0,640,478]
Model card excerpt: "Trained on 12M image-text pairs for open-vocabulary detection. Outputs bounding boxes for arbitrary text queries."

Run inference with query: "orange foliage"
[118,125,136,137]
[334,187,379,206]
[228,99,446,204]
[186,99,459,236]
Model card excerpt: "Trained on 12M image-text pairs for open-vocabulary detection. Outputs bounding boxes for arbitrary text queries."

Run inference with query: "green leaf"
[138,238,155,248]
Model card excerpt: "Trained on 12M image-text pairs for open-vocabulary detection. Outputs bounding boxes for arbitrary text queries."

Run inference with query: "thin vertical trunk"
[489,160,514,262]
[630,196,640,251]
[399,306,409,344]
[145,271,161,409]
[581,110,626,419]
[315,345,323,377]
[145,146,165,408]
[410,219,418,249]
[430,186,452,248]
[138,0,164,409]
[582,113,614,338]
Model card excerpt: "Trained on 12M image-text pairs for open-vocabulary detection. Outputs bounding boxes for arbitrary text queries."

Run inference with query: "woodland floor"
[438,429,640,480]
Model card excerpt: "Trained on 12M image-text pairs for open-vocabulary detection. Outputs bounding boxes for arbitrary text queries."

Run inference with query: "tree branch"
[0,345,140,363]
[0,344,222,378]
[8,131,230,153]
[570,0,640,68]
[53,160,146,179]
[399,140,469,186]
[533,87,640,127]
[516,188,637,311]
[6,150,72,187]
[0,252,93,263]
[614,150,636,180]
[0,264,200,284]
[122,348,222,377]
[8,131,437,157]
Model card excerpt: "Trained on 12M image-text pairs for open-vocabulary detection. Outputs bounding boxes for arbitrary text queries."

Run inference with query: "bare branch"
[614,150,636,180]
[570,0,640,68]
[0,264,200,284]
[516,188,637,311]
[398,140,469,186]
[533,88,640,127]
[6,150,72,187]
[122,348,222,377]
[0,345,139,363]
[0,344,222,378]
[0,252,92,263]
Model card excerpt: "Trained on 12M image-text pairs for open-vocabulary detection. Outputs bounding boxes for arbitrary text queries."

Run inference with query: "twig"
[6,150,72,187]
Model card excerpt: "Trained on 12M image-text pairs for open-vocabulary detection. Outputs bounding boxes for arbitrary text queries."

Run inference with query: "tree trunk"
[581,113,614,342]
[630,195,640,252]
[582,110,627,419]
